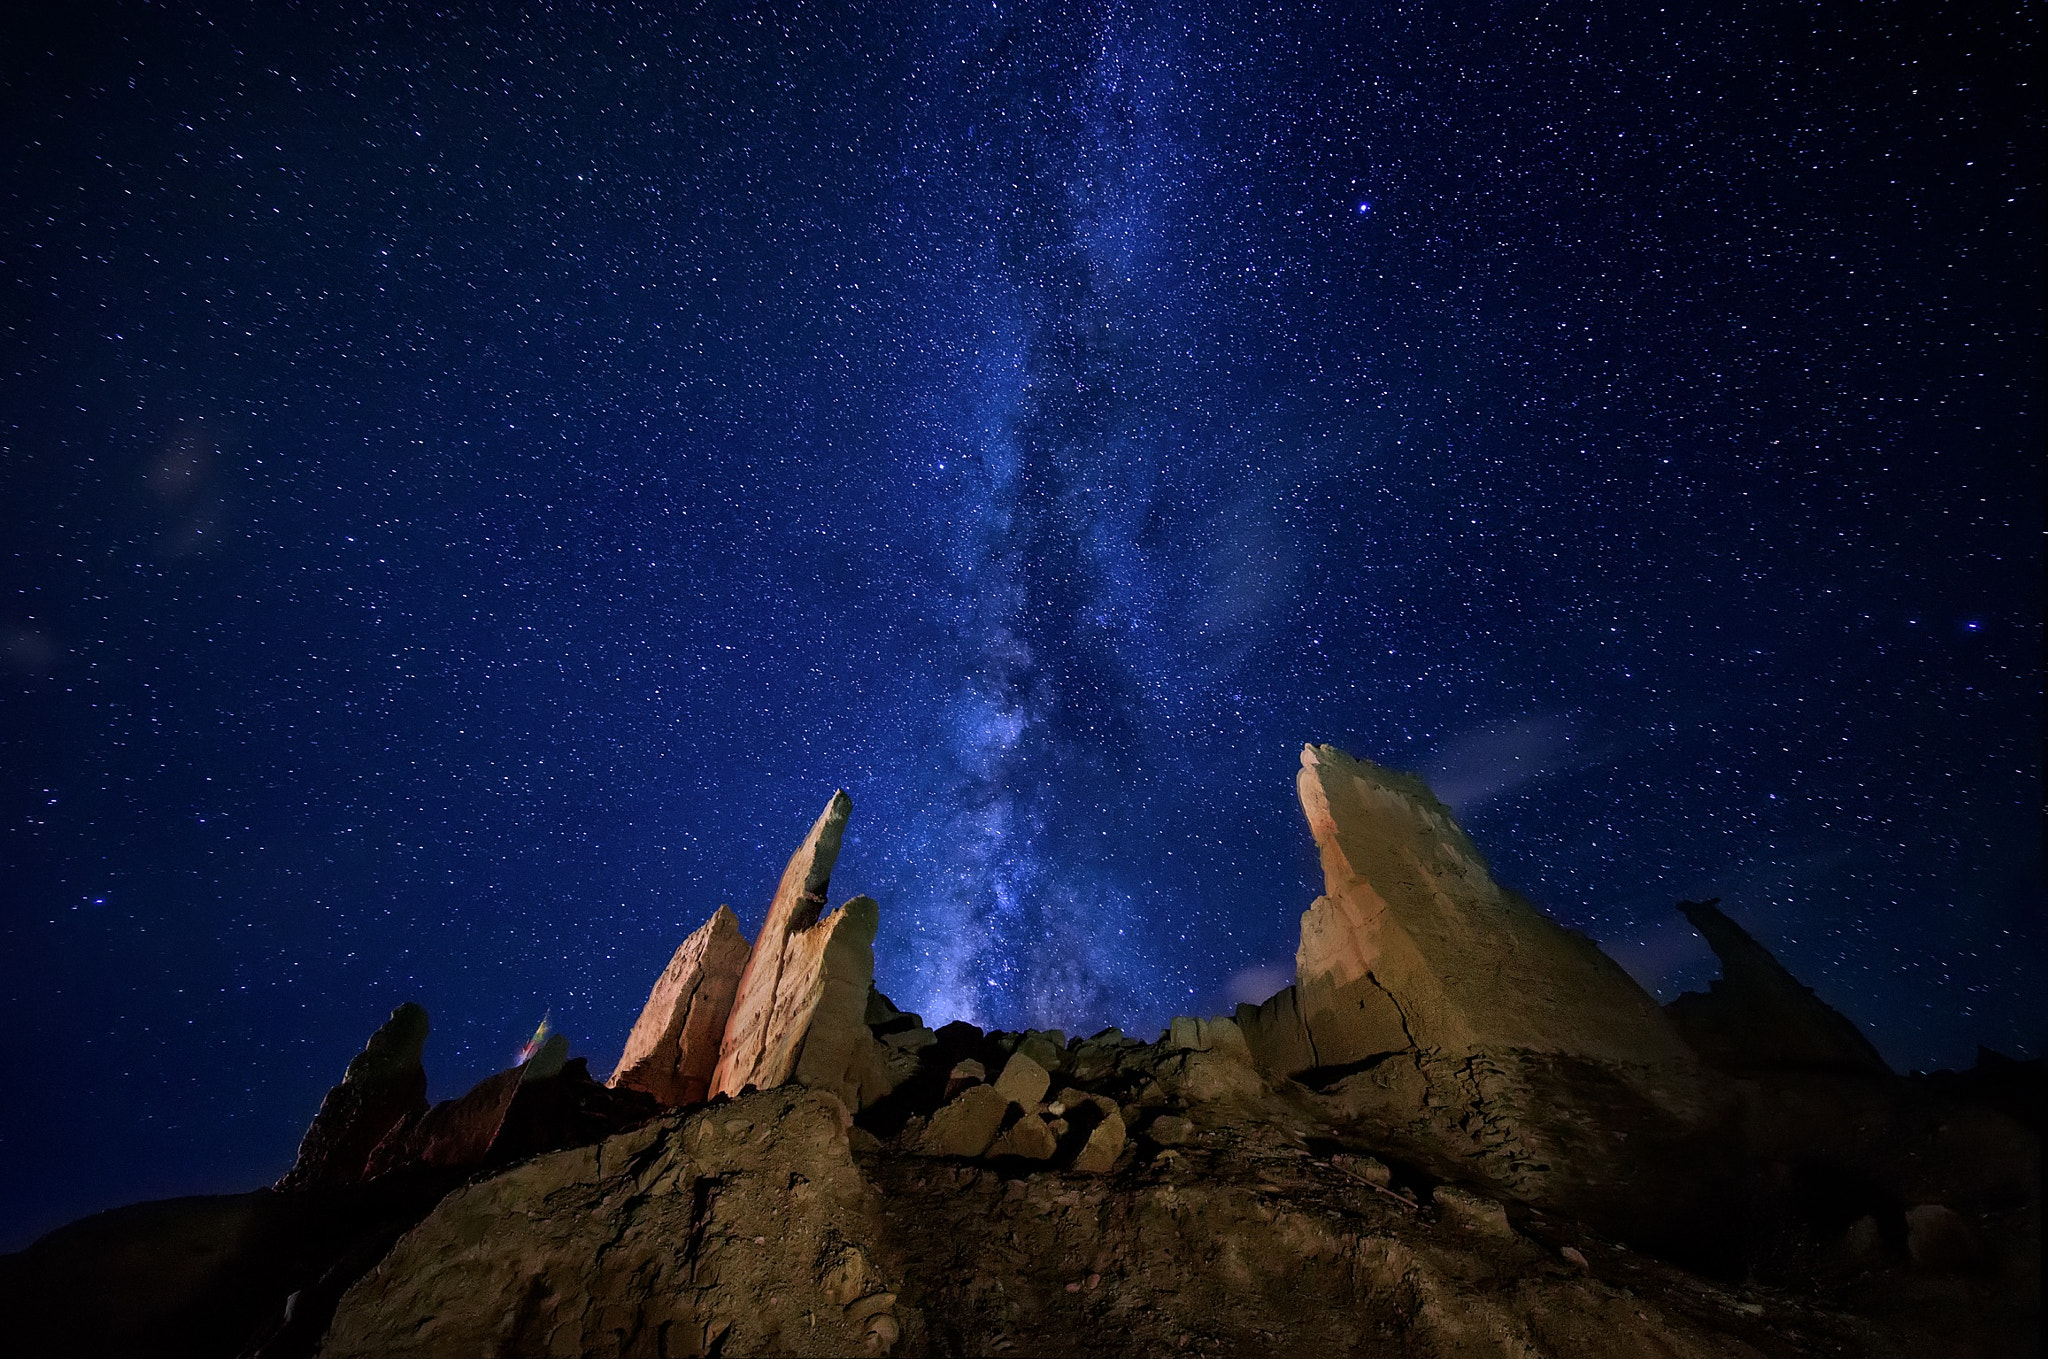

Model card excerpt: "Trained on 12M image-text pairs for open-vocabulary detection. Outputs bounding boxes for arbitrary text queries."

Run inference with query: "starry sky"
[2,0,2038,1248]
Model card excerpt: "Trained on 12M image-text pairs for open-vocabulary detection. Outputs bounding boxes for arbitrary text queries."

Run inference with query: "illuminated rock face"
[609,905,752,1107]
[751,893,882,1111]
[711,791,853,1099]
[1290,743,1696,1074]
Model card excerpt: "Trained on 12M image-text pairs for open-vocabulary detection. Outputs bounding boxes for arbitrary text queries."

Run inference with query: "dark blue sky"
[2,0,2038,1249]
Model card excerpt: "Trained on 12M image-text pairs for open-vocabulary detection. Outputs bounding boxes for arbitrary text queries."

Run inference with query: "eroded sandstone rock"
[919,1084,1010,1158]
[609,903,752,1106]
[1292,743,1696,1074]
[278,1002,430,1192]
[712,790,853,1098]
[317,1089,907,1359]
[750,894,883,1110]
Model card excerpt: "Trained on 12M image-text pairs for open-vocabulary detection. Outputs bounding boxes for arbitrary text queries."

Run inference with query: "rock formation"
[1665,897,1892,1075]
[317,1089,902,1359]
[712,790,853,1098]
[3,751,2038,1359]
[277,1002,429,1193]
[609,903,752,1105]
[1283,742,1697,1076]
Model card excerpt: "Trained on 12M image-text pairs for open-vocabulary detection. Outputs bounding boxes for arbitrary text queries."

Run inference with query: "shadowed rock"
[711,791,852,1098]
[1666,898,1892,1075]
[609,904,752,1106]
[278,1004,430,1193]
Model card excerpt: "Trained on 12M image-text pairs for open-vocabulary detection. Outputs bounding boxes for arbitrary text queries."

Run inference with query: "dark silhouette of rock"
[277,1004,429,1193]
[1665,897,1892,1075]
[609,904,752,1106]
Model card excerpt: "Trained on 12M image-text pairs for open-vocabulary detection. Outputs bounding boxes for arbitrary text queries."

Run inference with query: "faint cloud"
[1423,713,1581,811]
[144,425,232,558]
[2,627,60,675]
[1224,963,1291,1008]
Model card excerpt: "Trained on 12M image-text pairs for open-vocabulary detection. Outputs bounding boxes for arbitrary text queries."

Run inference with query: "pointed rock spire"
[1666,898,1890,1075]
[610,905,753,1106]
[277,1002,430,1192]
[710,791,855,1098]
[1290,743,1693,1071]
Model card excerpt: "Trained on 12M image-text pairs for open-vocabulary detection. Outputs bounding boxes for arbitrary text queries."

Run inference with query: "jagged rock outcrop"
[305,1079,1962,1359]
[751,893,885,1110]
[278,1003,429,1192]
[6,757,2039,1359]
[1665,897,1892,1075]
[1289,743,1698,1075]
[317,1088,903,1359]
[609,903,753,1105]
[712,791,853,1098]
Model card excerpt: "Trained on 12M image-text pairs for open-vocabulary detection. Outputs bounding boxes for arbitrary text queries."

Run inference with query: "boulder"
[711,790,853,1098]
[919,1084,1011,1157]
[944,1059,987,1101]
[1664,898,1891,1075]
[609,905,752,1106]
[278,1003,430,1192]
[992,1052,1051,1107]
[1017,1031,1064,1072]
[989,1113,1058,1161]
[1071,1110,1126,1173]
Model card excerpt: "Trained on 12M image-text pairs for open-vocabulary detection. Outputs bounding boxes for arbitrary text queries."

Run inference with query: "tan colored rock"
[919,1084,1010,1157]
[1293,744,1696,1072]
[318,1089,905,1359]
[1071,1110,1126,1173]
[993,1052,1051,1107]
[1148,1114,1194,1146]
[1433,1185,1515,1238]
[744,894,882,1109]
[945,1059,987,1101]
[711,791,853,1098]
[1234,986,1315,1077]
[989,1113,1057,1161]
[610,905,752,1106]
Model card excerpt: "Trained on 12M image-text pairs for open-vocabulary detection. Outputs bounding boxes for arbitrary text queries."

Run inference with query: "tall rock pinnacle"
[711,791,855,1098]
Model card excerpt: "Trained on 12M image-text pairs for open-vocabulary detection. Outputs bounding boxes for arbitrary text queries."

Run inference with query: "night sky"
[2,0,2038,1249]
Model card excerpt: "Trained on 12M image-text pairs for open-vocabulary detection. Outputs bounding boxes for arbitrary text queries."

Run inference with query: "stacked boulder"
[915,1049,1128,1172]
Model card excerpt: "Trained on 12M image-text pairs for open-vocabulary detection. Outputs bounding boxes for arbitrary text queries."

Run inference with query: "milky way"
[1,1,2037,1246]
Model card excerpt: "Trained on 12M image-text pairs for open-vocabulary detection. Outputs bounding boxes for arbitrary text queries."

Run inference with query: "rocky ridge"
[1,745,2037,1358]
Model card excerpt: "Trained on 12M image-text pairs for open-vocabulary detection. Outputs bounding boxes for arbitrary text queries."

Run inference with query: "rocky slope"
[2,745,2037,1357]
